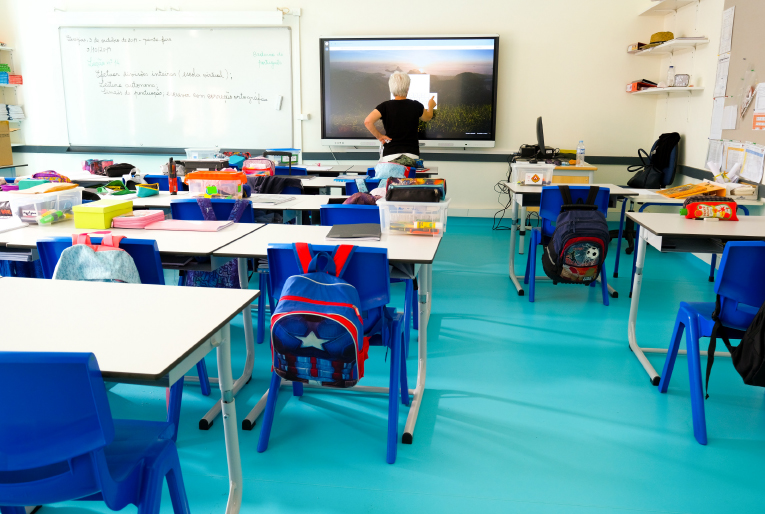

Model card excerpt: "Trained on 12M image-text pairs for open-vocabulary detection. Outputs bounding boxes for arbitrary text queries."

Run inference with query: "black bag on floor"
[705,298,765,398]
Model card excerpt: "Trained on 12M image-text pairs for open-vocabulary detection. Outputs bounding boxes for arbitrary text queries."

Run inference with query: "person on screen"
[363,71,436,166]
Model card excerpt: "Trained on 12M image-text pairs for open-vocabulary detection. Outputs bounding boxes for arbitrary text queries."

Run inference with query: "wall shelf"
[640,0,699,16]
[632,86,704,96]
[0,84,18,88]
[633,38,709,56]
[0,47,13,52]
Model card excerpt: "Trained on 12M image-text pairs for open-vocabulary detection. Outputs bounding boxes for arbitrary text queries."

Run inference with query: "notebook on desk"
[250,195,296,205]
[326,223,381,241]
[144,220,234,232]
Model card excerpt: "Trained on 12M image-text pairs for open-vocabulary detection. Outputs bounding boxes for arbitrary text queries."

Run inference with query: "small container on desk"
[510,163,555,186]
[184,170,247,199]
[378,198,450,237]
[185,147,220,160]
[72,199,132,229]
[9,188,83,224]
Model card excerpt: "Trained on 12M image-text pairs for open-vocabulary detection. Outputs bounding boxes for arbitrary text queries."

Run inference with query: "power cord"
[328,145,339,165]
[492,153,519,230]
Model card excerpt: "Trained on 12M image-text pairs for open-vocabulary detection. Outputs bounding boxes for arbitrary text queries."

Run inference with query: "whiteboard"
[59,27,292,148]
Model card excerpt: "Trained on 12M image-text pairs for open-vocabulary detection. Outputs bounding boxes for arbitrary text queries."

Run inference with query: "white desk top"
[628,212,765,239]
[292,195,347,210]
[504,182,637,196]
[214,224,442,264]
[0,277,258,381]
[301,176,349,189]
[0,219,263,255]
[129,191,334,212]
[622,189,762,206]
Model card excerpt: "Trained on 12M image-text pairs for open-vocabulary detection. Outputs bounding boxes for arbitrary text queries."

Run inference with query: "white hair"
[388,72,410,97]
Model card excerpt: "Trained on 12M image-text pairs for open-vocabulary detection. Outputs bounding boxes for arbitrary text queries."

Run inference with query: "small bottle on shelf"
[667,66,675,88]
[576,141,585,167]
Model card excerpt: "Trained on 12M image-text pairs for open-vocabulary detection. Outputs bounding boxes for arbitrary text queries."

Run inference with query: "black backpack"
[541,185,610,285]
[705,297,765,398]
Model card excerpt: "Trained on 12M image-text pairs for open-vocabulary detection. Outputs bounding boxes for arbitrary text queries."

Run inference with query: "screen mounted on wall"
[320,35,499,148]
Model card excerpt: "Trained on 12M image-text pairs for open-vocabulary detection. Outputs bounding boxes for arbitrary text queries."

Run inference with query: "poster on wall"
[706,139,724,170]
[742,143,765,183]
[719,6,735,55]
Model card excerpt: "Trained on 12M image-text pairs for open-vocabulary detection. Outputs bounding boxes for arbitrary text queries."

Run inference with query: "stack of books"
[111,210,165,228]
[7,105,24,120]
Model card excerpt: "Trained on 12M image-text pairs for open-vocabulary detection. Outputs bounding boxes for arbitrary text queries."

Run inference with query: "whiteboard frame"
[53,11,302,159]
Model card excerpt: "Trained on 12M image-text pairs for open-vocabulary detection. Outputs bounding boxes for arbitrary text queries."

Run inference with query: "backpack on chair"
[270,243,367,388]
[541,185,610,285]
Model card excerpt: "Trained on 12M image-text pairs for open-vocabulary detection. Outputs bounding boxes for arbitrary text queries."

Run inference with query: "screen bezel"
[319,35,500,148]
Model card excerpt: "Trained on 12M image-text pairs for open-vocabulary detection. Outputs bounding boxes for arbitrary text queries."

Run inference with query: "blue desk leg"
[613,199,628,278]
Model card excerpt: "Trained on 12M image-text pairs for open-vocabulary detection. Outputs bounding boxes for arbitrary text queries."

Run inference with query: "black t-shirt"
[375,99,424,157]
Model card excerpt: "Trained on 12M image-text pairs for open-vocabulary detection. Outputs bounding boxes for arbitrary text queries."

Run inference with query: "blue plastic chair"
[144,175,187,192]
[36,236,203,424]
[256,244,409,464]
[319,204,417,355]
[274,166,307,176]
[523,185,612,304]
[0,352,189,514]
[658,241,765,445]
[344,179,382,196]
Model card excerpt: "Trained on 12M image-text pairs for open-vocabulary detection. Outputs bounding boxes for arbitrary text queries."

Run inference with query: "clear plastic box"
[185,170,247,199]
[185,147,220,160]
[511,163,555,186]
[9,188,83,223]
[378,198,450,237]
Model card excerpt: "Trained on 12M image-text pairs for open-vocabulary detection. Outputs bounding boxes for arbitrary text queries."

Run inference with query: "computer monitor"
[536,117,555,159]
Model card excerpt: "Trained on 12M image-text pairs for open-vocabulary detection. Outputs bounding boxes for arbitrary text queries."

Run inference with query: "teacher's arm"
[364,109,391,144]
[420,96,436,122]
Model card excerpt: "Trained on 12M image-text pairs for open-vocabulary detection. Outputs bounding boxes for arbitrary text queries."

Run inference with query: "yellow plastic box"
[72,199,133,229]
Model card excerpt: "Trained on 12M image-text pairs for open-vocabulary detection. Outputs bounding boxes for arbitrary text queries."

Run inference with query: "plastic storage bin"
[511,163,555,186]
[9,188,83,224]
[184,170,247,199]
[72,199,133,229]
[185,147,220,160]
[378,198,450,237]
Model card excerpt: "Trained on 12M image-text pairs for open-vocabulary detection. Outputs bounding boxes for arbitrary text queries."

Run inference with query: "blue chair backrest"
[267,244,390,312]
[715,241,765,328]
[0,351,113,504]
[539,185,610,236]
[37,237,165,284]
[345,179,382,196]
[282,186,302,195]
[274,166,307,176]
[320,205,381,226]
[646,139,679,188]
[144,175,187,192]
[170,198,255,223]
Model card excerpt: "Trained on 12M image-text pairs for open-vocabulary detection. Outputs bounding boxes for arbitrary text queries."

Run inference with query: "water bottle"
[667,66,675,88]
[576,141,585,166]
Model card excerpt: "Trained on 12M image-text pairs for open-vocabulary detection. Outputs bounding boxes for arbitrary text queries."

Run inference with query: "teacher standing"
[364,71,437,166]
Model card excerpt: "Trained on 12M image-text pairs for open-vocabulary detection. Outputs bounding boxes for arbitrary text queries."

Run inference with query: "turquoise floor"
[51,217,765,514]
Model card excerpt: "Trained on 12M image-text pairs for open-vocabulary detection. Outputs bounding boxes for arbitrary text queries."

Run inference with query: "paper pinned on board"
[719,6,735,55]
[714,54,731,99]
[710,97,725,139]
[753,83,765,114]
[741,143,765,183]
[722,105,738,130]
[706,139,724,171]
[724,141,745,172]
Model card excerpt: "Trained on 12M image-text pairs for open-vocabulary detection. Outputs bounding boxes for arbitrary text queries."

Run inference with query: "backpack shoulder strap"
[585,186,601,206]
[294,242,313,273]
[332,245,356,278]
[705,294,736,398]
[227,199,249,222]
[195,197,217,221]
[558,185,572,206]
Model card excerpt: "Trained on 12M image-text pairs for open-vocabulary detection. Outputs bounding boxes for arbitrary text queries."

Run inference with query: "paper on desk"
[714,54,731,98]
[706,140,724,170]
[710,98,725,139]
[722,105,738,130]
[724,141,745,172]
[719,6,735,55]
[304,166,333,171]
[753,83,765,113]
[742,143,765,183]
[0,216,27,234]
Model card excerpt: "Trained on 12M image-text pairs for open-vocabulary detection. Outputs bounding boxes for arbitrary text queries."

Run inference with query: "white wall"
[3,0,668,212]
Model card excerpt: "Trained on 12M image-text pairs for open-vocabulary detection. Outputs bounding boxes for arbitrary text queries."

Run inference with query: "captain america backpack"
[270,243,367,388]
[541,185,610,285]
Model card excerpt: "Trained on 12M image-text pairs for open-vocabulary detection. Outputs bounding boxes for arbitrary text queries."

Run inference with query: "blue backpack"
[270,243,367,388]
[541,185,610,285]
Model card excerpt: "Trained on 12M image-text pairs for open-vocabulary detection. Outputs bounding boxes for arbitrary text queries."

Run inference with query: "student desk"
[214,224,442,443]
[505,182,638,295]
[0,277,257,514]
[301,176,346,193]
[612,189,762,277]
[345,164,439,177]
[0,220,264,429]
[627,212,765,385]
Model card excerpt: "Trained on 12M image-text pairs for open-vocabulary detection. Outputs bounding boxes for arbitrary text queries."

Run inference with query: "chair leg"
[403,279,412,358]
[257,372,282,453]
[387,317,402,464]
[629,226,640,298]
[292,381,303,397]
[709,254,717,283]
[138,447,189,514]
[196,360,211,396]
[659,315,686,393]
[412,278,419,330]
[166,376,184,442]
[613,199,627,278]
[400,322,410,407]
[257,273,267,345]
[528,230,538,303]
[523,237,532,285]
[267,274,276,313]
[165,450,191,514]
[685,317,708,445]
[600,265,610,306]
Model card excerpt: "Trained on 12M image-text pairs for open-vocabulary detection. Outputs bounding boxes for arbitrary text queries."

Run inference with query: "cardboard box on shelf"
[0,121,13,166]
